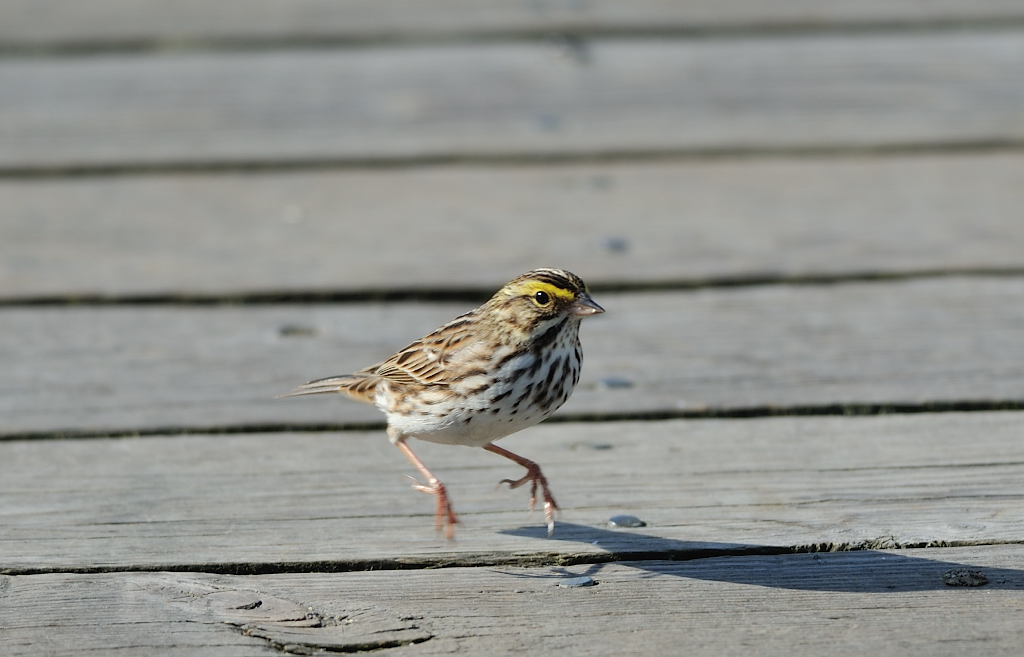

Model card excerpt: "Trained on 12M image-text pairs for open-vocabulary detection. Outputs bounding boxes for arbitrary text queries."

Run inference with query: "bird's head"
[486,268,604,334]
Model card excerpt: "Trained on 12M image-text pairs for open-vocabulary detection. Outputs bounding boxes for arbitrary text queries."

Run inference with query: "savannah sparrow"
[284,268,603,538]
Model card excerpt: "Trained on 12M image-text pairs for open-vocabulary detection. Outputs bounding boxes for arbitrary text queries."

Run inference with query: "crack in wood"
[145,576,435,654]
[5,539,1024,578]
[235,624,432,655]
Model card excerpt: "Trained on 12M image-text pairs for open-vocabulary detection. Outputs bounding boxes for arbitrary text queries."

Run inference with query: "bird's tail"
[279,372,379,405]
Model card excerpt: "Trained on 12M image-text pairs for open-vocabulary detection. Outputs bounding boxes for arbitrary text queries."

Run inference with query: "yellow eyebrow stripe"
[511,281,576,302]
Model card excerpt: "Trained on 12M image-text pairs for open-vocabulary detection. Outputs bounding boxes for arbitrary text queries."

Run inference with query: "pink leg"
[395,440,458,539]
[484,443,559,536]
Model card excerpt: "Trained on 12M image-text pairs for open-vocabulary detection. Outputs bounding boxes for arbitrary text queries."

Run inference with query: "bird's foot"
[498,464,559,536]
[405,475,458,539]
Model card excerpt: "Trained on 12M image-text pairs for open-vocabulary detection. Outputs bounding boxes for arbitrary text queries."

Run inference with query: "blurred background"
[3,0,1024,435]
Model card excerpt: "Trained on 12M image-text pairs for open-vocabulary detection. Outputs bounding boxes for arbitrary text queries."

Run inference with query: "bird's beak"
[568,292,605,316]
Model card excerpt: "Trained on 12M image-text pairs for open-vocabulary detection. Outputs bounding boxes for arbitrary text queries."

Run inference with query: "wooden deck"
[3,2,1024,655]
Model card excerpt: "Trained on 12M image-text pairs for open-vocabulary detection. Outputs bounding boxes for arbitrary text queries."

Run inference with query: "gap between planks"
[3,267,1024,308]
[4,152,1024,299]
[5,31,1024,170]
[4,0,1024,56]
[3,399,1024,443]
[6,537,1024,578]
[3,140,1024,180]
[5,20,1024,58]
[5,412,1024,571]
[5,546,1024,656]
[5,276,1024,434]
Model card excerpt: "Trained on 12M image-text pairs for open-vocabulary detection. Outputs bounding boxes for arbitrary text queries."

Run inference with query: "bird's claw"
[405,475,458,539]
[498,471,559,536]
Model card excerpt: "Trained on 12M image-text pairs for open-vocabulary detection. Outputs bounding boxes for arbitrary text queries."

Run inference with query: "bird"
[282,268,604,538]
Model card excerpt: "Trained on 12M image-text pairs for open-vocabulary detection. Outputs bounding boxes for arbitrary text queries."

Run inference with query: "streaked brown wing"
[374,311,479,386]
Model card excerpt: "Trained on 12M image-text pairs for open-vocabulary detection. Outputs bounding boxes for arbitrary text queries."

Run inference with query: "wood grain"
[2,277,1022,435]
[3,153,1024,299]
[2,411,1022,571]
[4,31,1024,170]
[4,0,1022,48]
[4,4,1020,654]
[3,545,1024,656]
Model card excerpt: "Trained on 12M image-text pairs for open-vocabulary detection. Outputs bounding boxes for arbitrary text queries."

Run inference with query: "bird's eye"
[533,290,551,305]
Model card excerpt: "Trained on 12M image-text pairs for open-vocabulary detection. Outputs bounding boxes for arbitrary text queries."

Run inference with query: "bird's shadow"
[499,523,1024,593]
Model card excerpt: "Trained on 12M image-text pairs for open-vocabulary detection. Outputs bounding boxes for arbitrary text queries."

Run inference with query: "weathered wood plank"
[2,412,1022,570]
[4,31,1024,170]
[3,153,1024,299]
[3,0,1021,48]
[2,277,1022,434]
[4,545,1024,655]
